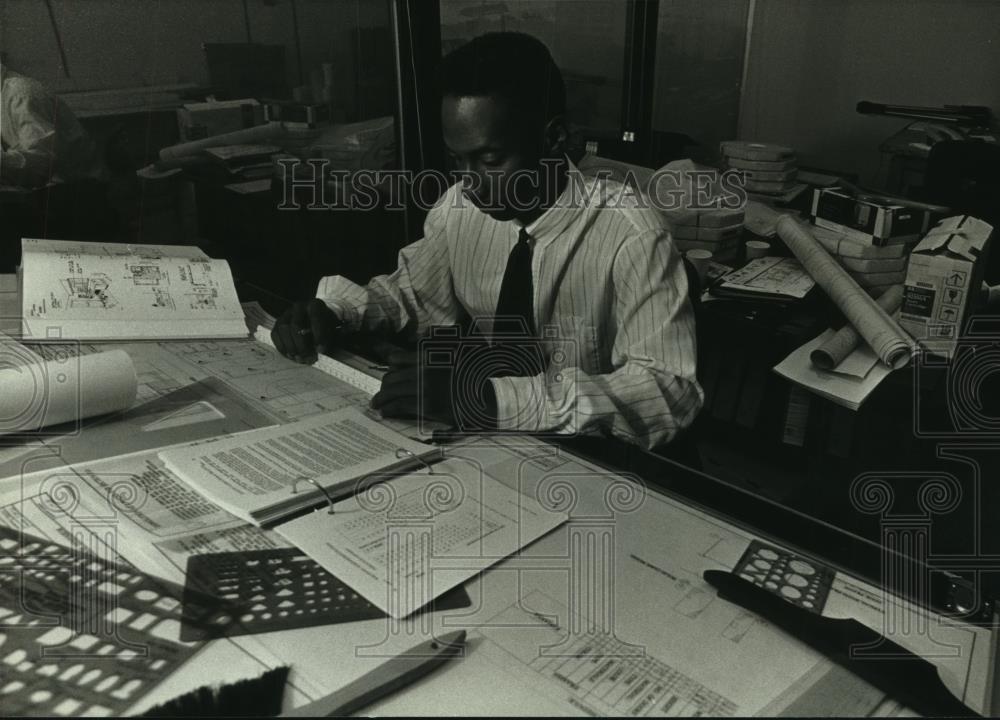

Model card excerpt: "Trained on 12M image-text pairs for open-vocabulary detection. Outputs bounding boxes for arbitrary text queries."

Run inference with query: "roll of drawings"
[158,122,285,162]
[776,216,915,369]
[0,346,137,435]
[810,285,904,370]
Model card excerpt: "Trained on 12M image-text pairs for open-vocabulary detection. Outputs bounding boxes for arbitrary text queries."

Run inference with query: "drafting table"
[0,323,996,716]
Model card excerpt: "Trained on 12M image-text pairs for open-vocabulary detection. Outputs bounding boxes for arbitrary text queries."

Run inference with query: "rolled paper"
[158,122,285,162]
[0,346,137,435]
[776,215,915,369]
[811,285,904,370]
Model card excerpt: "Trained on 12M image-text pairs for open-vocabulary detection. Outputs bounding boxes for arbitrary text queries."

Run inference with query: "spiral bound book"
[158,407,440,526]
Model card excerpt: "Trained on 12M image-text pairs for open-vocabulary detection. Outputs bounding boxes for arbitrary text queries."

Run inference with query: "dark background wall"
[740,0,1000,185]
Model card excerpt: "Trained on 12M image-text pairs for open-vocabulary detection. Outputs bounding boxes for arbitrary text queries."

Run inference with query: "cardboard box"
[810,223,908,259]
[813,217,920,247]
[177,99,264,141]
[899,215,994,355]
[811,187,928,244]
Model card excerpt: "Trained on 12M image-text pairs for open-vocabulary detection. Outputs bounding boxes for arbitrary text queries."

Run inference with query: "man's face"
[441,95,547,222]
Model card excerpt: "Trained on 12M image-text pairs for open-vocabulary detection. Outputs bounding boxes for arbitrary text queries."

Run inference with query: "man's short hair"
[439,32,566,125]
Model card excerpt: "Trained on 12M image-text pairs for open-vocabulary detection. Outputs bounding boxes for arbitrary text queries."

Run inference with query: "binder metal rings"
[396,447,435,474]
[291,476,336,514]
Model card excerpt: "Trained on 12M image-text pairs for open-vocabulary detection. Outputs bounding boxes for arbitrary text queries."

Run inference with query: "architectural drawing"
[152,289,176,310]
[129,265,165,286]
[19,238,245,339]
[187,288,218,310]
[62,274,118,309]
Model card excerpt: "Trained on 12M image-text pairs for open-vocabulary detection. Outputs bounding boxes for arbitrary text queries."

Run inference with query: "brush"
[141,665,291,717]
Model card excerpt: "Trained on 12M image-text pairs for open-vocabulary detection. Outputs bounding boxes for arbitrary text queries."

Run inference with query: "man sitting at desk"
[272,32,702,450]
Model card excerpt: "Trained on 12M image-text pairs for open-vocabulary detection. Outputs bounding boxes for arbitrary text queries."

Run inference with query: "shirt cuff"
[490,374,573,434]
[315,278,360,332]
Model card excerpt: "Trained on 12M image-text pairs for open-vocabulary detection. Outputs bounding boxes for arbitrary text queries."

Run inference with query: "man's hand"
[271,299,341,363]
[370,348,498,430]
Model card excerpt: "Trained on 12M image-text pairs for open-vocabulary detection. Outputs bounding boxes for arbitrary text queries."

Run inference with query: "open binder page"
[275,459,568,619]
[19,238,247,340]
[158,407,438,526]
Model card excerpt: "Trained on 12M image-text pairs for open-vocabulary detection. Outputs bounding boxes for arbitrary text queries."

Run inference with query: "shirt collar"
[518,158,586,246]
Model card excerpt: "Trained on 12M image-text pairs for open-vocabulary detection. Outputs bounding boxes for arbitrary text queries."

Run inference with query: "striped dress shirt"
[317,165,703,449]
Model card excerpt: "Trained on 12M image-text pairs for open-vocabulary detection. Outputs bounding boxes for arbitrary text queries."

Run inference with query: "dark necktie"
[490,228,544,378]
[493,227,536,337]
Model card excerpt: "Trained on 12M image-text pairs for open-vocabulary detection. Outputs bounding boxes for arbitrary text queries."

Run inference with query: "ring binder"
[396,447,436,474]
[291,477,336,514]
[160,408,444,527]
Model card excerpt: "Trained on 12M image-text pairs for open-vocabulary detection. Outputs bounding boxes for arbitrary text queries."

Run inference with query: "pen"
[429,427,465,445]
[283,631,467,716]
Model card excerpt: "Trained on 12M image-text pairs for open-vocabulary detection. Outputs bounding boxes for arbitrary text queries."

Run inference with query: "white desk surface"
[0,333,992,716]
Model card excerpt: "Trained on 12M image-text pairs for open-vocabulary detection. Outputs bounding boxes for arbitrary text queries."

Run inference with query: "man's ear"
[542,116,569,157]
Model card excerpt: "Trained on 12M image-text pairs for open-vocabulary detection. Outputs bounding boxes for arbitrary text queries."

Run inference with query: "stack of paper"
[711,256,816,302]
[773,330,893,410]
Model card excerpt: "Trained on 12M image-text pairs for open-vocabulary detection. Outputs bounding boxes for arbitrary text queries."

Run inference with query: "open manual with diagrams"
[17,238,248,341]
[0,301,996,716]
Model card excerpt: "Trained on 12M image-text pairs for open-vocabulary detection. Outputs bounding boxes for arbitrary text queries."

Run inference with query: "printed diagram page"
[20,239,246,340]
[716,256,815,299]
[357,438,992,717]
[276,461,568,619]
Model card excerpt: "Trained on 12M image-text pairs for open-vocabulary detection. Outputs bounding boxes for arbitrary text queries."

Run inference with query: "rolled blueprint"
[811,285,904,370]
[0,347,137,435]
[776,215,915,369]
[158,122,285,161]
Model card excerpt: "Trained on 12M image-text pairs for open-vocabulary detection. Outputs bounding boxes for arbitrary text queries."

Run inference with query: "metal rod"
[390,0,412,236]
[290,0,305,86]
[43,0,71,78]
[242,0,253,42]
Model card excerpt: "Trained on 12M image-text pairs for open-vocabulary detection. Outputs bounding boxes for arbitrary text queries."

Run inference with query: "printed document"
[159,407,439,526]
[276,460,568,619]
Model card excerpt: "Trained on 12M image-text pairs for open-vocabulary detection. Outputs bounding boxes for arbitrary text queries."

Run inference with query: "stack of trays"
[811,223,909,297]
[669,207,745,261]
[720,141,798,197]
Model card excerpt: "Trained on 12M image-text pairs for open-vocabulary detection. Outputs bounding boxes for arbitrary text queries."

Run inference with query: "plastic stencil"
[733,540,834,614]
[181,547,472,641]
[0,524,207,717]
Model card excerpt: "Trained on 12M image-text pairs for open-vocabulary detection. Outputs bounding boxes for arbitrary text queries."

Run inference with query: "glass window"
[440,0,628,134]
[652,0,750,153]
[0,0,406,296]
